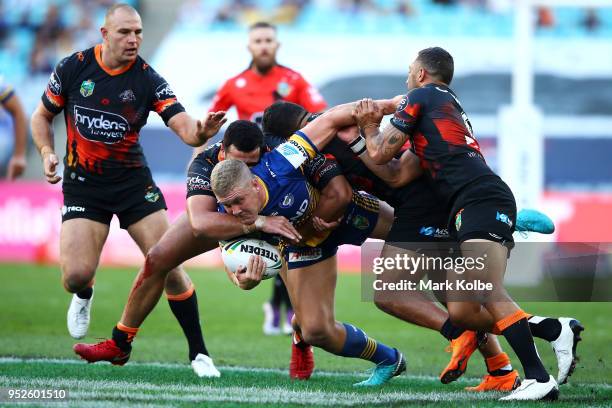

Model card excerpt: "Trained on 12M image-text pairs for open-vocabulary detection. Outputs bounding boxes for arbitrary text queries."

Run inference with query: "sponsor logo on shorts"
[289,247,323,262]
[119,89,136,102]
[455,208,464,231]
[280,193,294,208]
[80,80,95,97]
[48,71,61,95]
[496,211,513,228]
[489,233,502,240]
[74,105,129,143]
[419,226,449,238]
[145,190,160,203]
[155,83,175,100]
[187,173,211,191]
[62,205,85,215]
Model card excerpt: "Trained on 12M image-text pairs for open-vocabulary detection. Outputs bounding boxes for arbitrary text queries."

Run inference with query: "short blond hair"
[211,159,253,198]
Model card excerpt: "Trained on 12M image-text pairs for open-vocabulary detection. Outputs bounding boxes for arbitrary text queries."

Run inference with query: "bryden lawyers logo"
[80,80,95,97]
[187,173,211,191]
[48,71,61,95]
[155,83,175,100]
[74,105,129,144]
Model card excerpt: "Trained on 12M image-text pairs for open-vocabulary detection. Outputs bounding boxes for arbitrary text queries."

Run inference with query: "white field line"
[1,356,610,391]
[0,375,493,405]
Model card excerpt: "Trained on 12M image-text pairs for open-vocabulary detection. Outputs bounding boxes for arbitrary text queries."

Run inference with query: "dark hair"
[262,101,309,140]
[416,47,454,85]
[249,21,277,31]
[222,120,264,152]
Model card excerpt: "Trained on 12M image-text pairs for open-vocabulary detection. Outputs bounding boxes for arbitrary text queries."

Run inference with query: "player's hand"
[336,125,360,144]
[198,111,227,141]
[235,255,265,290]
[257,215,302,244]
[352,98,384,130]
[6,154,26,180]
[312,216,342,232]
[41,148,61,184]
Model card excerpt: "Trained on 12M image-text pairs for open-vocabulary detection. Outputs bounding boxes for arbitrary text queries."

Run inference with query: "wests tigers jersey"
[42,45,185,183]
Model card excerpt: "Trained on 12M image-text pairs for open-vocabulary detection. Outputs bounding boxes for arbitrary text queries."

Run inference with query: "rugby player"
[261,101,560,391]
[0,76,27,180]
[211,126,407,387]
[71,121,351,375]
[350,47,583,400]
[30,3,225,376]
[210,21,327,335]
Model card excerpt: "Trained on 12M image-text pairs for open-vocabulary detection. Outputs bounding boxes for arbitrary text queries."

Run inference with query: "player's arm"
[30,102,61,184]
[355,93,422,164]
[337,126,422,188]
[168,111,227,147]
[2,92,28,180]
[299,96,402,151]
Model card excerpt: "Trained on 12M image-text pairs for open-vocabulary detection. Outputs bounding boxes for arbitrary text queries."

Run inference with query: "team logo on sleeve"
[155,83,175,100]
[80,80,95,97]
[48,71,61,95]
[396,97,408,112]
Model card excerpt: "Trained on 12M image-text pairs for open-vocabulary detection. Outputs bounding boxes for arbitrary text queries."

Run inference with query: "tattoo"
[388,135,400,145]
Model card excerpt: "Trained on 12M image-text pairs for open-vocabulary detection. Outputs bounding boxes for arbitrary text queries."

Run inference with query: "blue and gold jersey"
[251,131,320,228]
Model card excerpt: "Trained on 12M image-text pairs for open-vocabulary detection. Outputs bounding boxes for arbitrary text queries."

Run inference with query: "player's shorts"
[61,167,167,229]
[284,191,380,269]
[448,175,516,245]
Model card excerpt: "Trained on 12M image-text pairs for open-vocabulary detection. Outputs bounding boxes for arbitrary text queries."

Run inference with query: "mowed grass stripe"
[0,375,493,405]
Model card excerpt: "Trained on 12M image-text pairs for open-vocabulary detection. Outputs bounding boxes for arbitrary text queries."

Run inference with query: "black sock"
[112,326,133,352]
[502,318,549,382]
[440,318,466,341]
[528,316,562,342]
[76,287,93,300]
[168,290,209,361]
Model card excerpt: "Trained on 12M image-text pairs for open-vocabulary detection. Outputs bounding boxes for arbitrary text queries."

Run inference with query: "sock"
[339,323,397,365]
[293,331,309,349]
[167,288,209,361]
[528,316,562,342]
[272,306,281,328]
[486,352,513,376]
[76,286,93,300]
[498,313,549,382]
[112,323,138,352]
[440,318,466,341]
[286,308,294,327]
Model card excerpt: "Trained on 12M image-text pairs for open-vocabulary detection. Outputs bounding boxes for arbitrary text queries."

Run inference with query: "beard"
[252,57,276,74]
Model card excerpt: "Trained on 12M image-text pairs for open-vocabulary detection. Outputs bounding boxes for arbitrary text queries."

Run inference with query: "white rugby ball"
[219,238,283,279]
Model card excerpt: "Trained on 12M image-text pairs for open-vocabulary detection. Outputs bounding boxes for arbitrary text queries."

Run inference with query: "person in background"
[0,76,27,180]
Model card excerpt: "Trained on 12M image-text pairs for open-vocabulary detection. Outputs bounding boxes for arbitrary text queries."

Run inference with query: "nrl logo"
[80,80,95,97]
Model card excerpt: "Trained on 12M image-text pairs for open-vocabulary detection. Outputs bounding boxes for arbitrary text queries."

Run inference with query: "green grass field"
[0,263,610,407]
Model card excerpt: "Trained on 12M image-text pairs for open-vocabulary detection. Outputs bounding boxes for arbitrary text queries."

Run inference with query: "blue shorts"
[284,192,379,269]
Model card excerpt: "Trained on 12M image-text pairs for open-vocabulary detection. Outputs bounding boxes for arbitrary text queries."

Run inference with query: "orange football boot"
[465,370,521,392]
[439,330,482,384]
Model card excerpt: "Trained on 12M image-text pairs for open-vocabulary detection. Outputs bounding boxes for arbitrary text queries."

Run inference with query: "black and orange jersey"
[42,45,185,183]
[186,134,342,199]
[391,83,495,203]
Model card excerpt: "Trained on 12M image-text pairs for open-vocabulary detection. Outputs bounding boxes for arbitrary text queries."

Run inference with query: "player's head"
[212,159,262,224]
[408,47,454,89]
[262,101,311,140]
[101,4,142,66]
[248,22,279,74]
[222,120,265,166]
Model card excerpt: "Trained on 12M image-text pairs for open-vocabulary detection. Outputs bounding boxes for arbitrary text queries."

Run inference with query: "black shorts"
[386,204,450,244]
[448,175,516,245]
[61,167,167,229]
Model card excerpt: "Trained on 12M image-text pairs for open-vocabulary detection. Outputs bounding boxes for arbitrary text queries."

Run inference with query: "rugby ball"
[219,238,283,279]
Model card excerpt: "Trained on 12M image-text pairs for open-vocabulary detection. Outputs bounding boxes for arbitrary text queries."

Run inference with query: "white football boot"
[551,317,584,384]
[500,375,559,401]
[67,290,94,339]
[191,353,221,378]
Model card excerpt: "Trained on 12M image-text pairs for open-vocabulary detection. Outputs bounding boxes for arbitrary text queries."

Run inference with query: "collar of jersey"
[255,176,269,209]
[95,44,136,76]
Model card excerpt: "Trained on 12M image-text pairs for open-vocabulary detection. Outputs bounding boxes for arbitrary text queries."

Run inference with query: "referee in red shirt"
[210,21,327,335]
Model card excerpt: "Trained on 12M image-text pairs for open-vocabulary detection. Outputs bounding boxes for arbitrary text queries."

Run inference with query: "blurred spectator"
[273,0,310,24]
[0,76,27,180]
[582,9,601,32]
[537,7,555,28]
[338,0,378,14]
